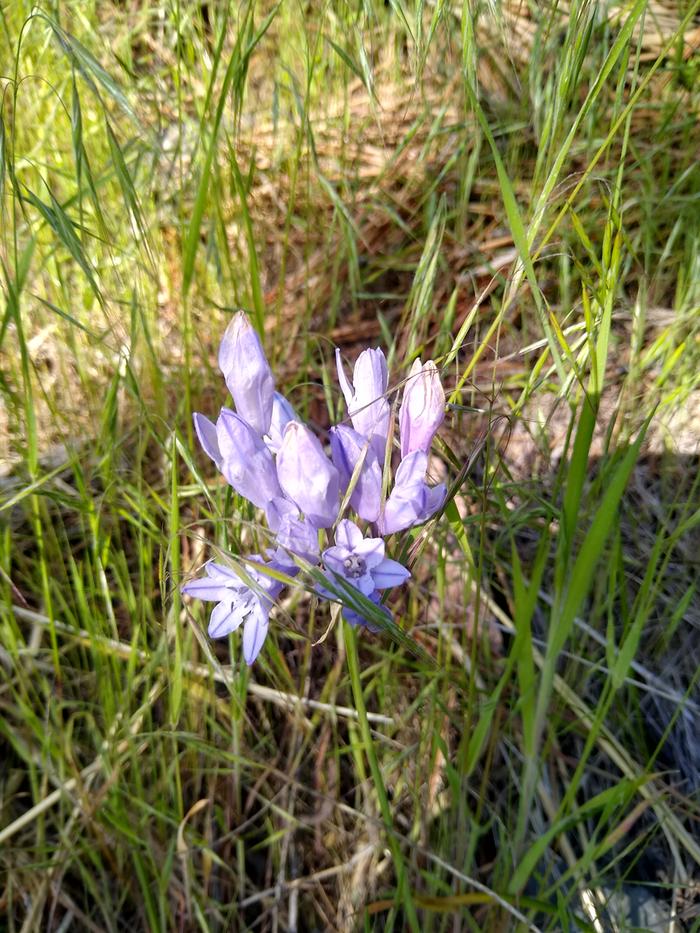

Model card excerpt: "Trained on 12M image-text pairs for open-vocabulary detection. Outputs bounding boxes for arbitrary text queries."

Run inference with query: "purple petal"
[371,557,411,590]
[275,512,319,563]
[265,393,298,452]
[335,349,391,465]
[330,426,382,522]
[266,496,298,532]
[352,348,388,412]
[394,449,428,488]
[204,561,240,581]
[335,348,354,409]
[217,408,282,509]
[277,422,340,528]
[357,572,376,596]
[322,546,351,577]
[218,313,275,435]
[399,359,445,458]
[208,600,248,638]
[335,519,364,552]
[353,536,385,568]
[243,607,269,664]
[378,492,425,535]
[182,578,231,602]
[329,427,352,491]
[193,413,222,467]
[421,482,447,519]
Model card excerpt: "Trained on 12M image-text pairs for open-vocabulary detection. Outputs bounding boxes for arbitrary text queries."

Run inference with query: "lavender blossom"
[329,424,382,522]
[218,312,275,435]
[322,519,410,597]
[277,422,340,528]
[378,450,447,535]
[335,348,390,462]
[182,556,286,664]
[187,318,450,662]
[217,408,282,509]
[399,358,445,458]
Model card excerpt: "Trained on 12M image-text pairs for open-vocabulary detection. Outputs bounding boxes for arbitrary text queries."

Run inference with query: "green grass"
[1,0,699,930]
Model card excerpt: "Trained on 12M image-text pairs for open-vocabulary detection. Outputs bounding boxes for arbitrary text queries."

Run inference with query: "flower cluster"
[182,312,447,664]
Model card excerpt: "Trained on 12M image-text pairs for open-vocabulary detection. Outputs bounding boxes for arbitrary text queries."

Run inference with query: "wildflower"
[276,422,340,528]
[329,424,382,522]
[216,408,282,509]
[218,312,275,435]
[181,556,286,664]
[187,319,450,663]
[335,348,391,461]
[399,358,445,458]
[322,519,410,597]
[378,450,447,535]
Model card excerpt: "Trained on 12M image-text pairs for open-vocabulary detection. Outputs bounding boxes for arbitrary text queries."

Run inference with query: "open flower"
[322,519,410,597]
[399,358,444,458]
[336,348,391,462]
[218,312,275,435]
[182,556,286,664]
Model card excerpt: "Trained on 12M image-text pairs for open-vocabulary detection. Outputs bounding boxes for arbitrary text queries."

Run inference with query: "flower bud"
[336,348,390,461]
[218,311,275,435]
[216,408,282,509]
[330,424,382,522]
[276,422,340,528]
[398,359,444,458]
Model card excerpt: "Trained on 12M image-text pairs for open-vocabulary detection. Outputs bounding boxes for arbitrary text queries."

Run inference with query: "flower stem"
[343,622,420,932]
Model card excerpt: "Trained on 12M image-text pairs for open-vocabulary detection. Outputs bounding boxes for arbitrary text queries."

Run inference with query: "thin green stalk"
[343,623,420,933]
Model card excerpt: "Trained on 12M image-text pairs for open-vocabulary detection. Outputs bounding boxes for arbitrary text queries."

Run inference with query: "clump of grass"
[1,1,699,930]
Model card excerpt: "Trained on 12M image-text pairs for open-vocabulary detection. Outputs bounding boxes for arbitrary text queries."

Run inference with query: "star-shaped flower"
[182,556,286,664]
[322,519,410,596]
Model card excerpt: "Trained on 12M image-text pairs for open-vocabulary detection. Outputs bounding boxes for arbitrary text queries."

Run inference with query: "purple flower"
[378,450,447,535]
[399,359,445,458]
[329,424,382,522]
[265,392,298,453]
[266,496,319,564]
[277,422,340,528]
[215,408,283,509]
[335,348,391,462]
[181,556,286,664]
[322,519,410,597]
[218,312,275,435]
